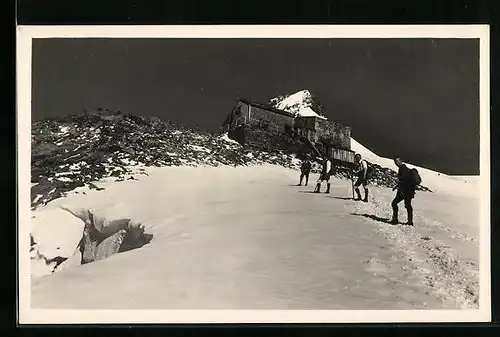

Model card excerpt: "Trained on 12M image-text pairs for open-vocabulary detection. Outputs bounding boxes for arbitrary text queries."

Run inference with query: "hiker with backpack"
[298,156,312,186]
[313,157,333,194]
[390,156,422,226]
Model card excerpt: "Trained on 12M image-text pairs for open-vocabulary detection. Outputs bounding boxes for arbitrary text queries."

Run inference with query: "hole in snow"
[79,209,154,265]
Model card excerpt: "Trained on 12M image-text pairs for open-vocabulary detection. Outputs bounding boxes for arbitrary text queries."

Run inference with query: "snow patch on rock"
[270,89,326,119]
[220,132,241,145]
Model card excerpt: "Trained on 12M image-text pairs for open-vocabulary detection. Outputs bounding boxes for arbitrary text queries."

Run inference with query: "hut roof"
[237,98,295,118]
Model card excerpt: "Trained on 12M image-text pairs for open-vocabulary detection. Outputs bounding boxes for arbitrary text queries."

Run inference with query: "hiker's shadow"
[351,213,397,226]
[330,196,354,200]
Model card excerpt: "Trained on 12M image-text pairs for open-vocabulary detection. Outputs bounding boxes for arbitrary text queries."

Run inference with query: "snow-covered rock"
[30,207,86,278]
[270,89,327,119]
[220,132,241,145]
[31,207,85,261]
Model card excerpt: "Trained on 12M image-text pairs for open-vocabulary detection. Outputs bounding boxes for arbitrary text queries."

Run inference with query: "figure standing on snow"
[353,153,370,202]
[390,156,421,226]
[313,157,332,194]
[298,157,312,186]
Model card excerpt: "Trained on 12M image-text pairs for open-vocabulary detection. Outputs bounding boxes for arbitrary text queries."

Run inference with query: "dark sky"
[32,38,479,175]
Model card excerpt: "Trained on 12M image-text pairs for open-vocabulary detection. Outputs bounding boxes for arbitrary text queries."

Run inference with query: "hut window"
[236,116,246,126]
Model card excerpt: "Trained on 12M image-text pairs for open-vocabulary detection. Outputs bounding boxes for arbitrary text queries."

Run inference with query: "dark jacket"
[397,164,416,195]
[301,161,312,173]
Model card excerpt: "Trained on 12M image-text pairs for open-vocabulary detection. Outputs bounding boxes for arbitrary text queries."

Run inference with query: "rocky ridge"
[31,110,300,208]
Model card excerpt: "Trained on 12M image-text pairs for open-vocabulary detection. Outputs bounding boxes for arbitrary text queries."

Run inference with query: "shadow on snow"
[351,213,398,226]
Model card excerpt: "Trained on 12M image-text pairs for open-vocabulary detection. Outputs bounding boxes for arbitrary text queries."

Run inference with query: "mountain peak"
[269,89,327,119]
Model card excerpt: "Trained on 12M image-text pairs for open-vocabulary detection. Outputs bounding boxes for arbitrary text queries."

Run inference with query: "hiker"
[390,156,421,226]
[314,157,332,194]
[298,157,312,186]
[353,153,370,202]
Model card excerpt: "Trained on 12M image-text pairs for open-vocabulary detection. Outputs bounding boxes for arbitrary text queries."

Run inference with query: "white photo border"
[16,25,491,324]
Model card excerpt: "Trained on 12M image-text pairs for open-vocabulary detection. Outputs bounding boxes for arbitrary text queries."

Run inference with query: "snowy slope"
[270,90,326,119]
[28,164,480,314]
[27,107,479,288]
[351,138,479,197]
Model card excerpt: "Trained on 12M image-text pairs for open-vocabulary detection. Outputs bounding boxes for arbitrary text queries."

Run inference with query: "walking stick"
[351,173,355,200]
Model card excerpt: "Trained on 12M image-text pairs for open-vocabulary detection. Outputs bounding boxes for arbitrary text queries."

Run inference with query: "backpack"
[408,168,422,187]
[357,160,374,179]
[365,162,374,180]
